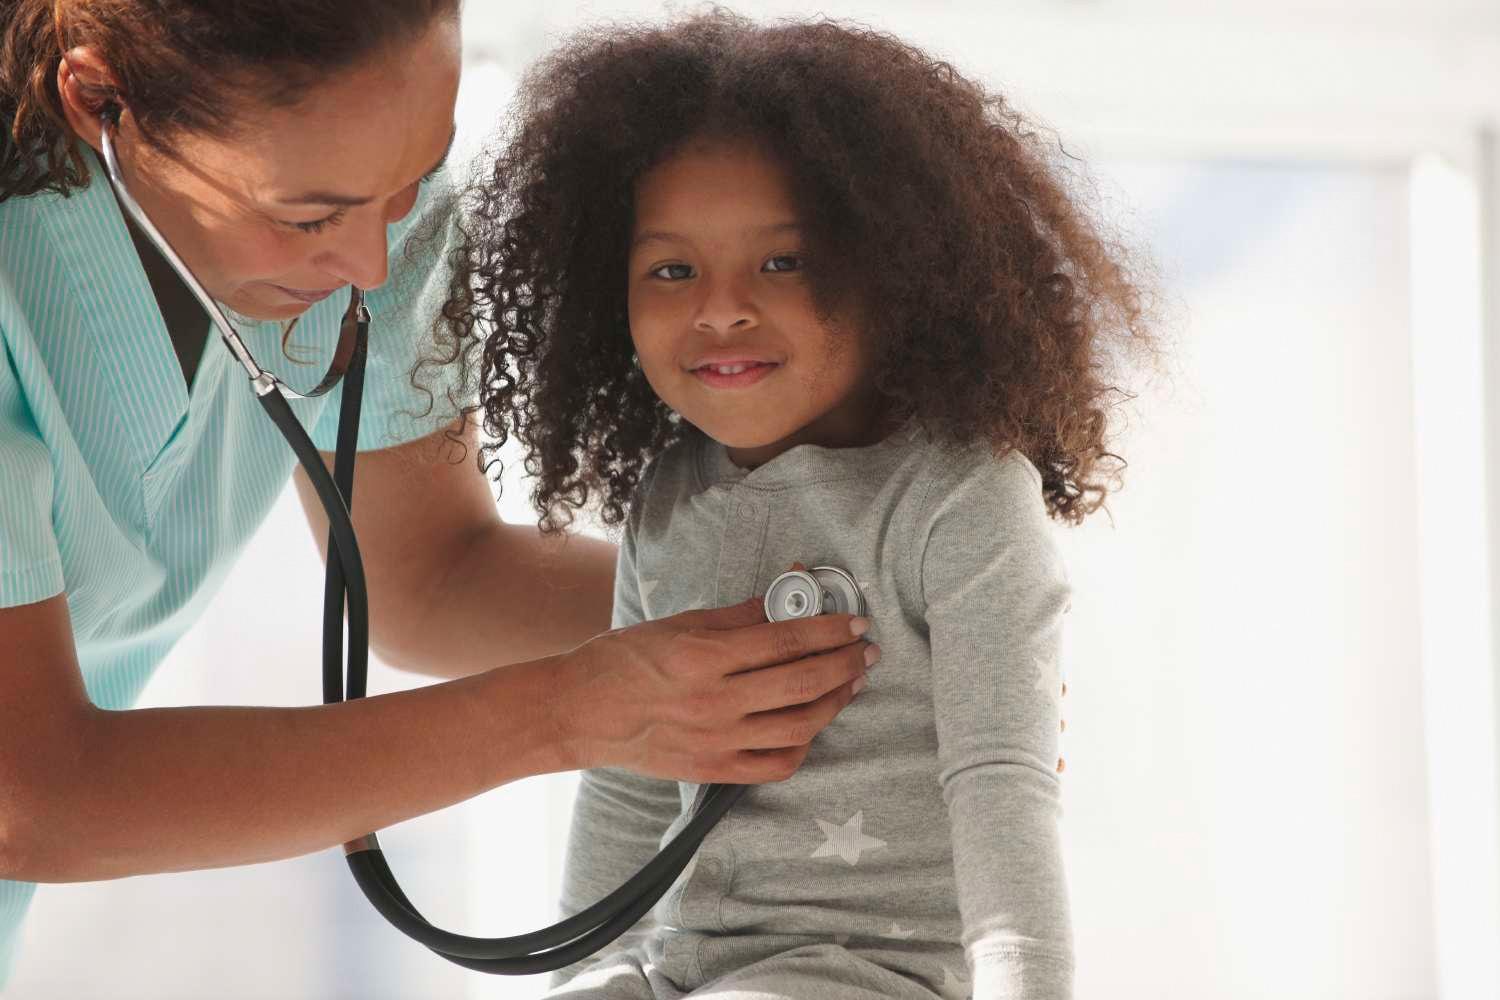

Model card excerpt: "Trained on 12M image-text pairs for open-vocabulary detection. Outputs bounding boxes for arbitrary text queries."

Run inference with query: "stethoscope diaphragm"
[764,565,867,621]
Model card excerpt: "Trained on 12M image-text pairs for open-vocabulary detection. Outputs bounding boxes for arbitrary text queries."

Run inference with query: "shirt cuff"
[0,557,64,609]
[970,940,1074,1000]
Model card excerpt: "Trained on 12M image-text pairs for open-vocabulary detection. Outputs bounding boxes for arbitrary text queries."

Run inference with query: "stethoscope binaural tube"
[96,110,747,973]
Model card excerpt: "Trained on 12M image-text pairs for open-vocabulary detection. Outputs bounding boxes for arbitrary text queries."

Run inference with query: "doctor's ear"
[56,46,124,153]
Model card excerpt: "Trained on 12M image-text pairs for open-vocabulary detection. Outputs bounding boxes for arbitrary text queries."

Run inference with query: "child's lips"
[691,360,780,389]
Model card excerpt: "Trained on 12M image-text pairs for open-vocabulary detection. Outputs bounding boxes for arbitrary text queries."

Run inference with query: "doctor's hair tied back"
[2,0,461,202]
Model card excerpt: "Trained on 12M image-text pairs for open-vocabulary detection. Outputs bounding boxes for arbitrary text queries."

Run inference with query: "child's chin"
[687,417,782,451]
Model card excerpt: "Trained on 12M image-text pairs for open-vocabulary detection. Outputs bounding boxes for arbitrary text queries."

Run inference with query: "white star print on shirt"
[886,922,917,940]
[811,810,887,865]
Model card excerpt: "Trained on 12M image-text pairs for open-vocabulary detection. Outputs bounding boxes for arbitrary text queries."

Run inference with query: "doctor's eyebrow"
[279,124,457,206]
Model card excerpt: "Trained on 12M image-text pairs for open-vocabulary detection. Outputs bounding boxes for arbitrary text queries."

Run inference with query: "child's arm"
[551,500,685,987]
[921,453,1074,1000]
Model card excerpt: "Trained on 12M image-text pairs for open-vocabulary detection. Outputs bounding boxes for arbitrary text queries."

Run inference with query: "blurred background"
[9,1,1500,997]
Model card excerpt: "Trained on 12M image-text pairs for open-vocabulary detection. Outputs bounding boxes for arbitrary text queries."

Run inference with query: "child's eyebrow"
[631,221,803,249]
[631,229,686,249]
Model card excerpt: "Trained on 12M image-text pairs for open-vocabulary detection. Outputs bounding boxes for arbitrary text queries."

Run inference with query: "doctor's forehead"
[232,16,462,207]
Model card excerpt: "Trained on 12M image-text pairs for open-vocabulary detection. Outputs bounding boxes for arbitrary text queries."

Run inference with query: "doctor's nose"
[693,277,759,336]
[320,216,391,291]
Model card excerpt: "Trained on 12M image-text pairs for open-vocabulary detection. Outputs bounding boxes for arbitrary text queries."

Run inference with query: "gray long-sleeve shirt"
[554,423,1073,999]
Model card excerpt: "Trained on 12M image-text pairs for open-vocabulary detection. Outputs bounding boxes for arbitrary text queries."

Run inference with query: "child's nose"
[693,277,759,335]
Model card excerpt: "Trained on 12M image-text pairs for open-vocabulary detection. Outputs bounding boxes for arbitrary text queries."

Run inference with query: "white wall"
[1059,159,1434,998]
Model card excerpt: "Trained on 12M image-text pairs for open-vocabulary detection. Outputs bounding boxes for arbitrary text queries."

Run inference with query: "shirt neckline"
[694,419,927,492]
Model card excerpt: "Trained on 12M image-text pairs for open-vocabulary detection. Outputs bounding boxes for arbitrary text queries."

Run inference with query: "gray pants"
[543,944,943,999]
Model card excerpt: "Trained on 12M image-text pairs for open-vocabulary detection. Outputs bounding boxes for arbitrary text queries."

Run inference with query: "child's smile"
[628,137,884,469]
[688,354,780,390]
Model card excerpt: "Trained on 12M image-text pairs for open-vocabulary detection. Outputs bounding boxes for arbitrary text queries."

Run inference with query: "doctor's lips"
[270,282,345,304]
[687,351,782,390]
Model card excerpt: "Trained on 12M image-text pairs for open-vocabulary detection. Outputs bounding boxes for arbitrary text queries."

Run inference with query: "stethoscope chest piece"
[764,565,867,621]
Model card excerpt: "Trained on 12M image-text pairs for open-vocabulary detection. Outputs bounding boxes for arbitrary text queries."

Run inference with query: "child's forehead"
[632,139,803,239]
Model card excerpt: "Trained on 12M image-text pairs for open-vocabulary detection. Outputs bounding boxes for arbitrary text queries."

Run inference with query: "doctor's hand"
[557,597,877,785]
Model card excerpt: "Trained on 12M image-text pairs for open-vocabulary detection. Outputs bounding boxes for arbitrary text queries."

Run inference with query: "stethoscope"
[96,109,866,974]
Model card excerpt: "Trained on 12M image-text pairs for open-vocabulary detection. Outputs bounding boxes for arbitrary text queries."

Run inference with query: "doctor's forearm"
[373,522,617,678]
[7,653,577,883]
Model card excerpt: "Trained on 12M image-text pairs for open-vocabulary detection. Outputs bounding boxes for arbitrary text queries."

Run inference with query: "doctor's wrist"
[530,649,596,774]
[475,650,591,779]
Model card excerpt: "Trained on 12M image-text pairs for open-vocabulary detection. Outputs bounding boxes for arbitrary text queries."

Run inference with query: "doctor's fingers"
[725,641,877,716]
[733,681,863,753]
[708,614,872,678]
[681,596,770,631]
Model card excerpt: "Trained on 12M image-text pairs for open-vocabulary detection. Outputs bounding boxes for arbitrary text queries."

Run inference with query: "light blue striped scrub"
[0,147,462,985]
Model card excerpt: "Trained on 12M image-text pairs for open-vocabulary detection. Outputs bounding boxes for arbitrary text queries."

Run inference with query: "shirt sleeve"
[0,344,64,609]
[310,175,469,452]
[551,472,684,987]
[920,450,1074,999]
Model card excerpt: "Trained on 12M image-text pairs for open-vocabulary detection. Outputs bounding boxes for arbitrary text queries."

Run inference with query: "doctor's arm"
[294,418,616,678]
[0,579,868,882]
[0,345,870,885]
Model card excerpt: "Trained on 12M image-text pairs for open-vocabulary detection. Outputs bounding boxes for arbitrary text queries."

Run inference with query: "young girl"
[438,12,1150,999]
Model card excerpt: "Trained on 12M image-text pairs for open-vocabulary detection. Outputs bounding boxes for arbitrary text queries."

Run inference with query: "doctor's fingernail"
[849,617,871,637]
[852,675,868,695]
[863,643,882,667]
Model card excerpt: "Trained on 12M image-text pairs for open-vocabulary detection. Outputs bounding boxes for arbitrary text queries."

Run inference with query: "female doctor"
[0,0,874,983]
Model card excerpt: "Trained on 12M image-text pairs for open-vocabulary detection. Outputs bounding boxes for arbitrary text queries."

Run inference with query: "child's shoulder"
[638,429,709,494]
[910,437,1048,522]
[618,430,712,530]
[912,441,1064,592]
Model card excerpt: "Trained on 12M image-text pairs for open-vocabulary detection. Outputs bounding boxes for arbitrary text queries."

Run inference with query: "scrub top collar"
[40,146,221,475]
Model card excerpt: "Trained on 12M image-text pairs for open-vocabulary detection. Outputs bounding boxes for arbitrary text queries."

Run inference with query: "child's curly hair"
[433,9,1155,532]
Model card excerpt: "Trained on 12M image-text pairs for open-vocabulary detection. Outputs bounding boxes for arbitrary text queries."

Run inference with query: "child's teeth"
[715,364,747,375]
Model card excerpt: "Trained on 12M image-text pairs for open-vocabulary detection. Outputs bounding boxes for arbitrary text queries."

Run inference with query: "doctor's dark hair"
[0,0,458,202]
[434,11,1155,532]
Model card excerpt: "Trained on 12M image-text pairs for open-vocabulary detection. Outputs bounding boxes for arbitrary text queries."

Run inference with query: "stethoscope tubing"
[260,317,749,971]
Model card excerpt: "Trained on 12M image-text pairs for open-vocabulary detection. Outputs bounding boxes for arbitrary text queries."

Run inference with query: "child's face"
[628,137,881,468]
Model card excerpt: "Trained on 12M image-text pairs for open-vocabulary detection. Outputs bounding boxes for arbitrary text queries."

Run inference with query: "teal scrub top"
[0,148,465,982]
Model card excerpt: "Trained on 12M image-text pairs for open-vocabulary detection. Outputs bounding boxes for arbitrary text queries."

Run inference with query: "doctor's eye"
[649,262,695,281]
[762,253,805,274]
[288,209,348,235]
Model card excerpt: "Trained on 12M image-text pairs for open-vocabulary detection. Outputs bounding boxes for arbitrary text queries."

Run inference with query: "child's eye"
[650,263,695,280]
[763,253,805,273]
[286,209,348,235]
